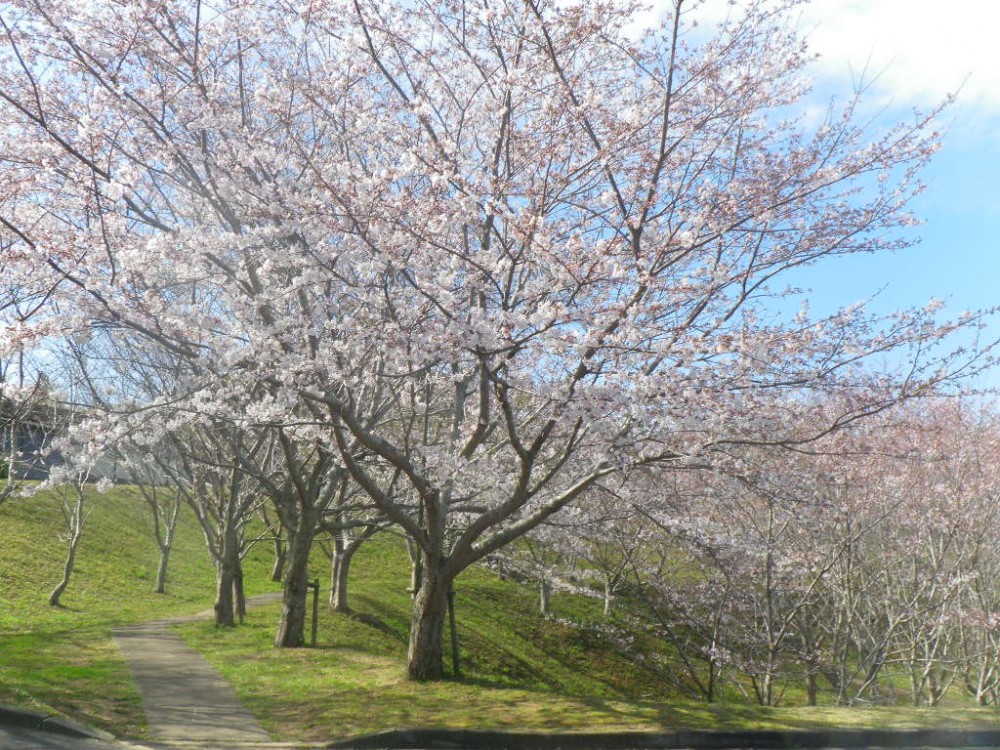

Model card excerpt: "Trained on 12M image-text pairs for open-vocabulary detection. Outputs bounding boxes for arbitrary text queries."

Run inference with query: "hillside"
[0,483,677,739]
[6,484,1000,743]
[0,483,272,734]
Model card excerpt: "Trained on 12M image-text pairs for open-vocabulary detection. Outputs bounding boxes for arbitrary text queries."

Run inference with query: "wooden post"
[308,578,319,647]
[447,583,460,678]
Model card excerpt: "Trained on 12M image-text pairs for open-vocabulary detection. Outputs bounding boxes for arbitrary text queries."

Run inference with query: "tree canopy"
[0,0,981,678]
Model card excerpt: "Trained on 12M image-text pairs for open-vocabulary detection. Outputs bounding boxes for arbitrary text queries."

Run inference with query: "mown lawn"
[0,483,275,737]
[7,485,1000,743]
[177,536,1000,744]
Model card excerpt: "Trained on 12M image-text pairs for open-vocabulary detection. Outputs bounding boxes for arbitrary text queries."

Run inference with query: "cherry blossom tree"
[47,469,94,607]
[877,401,1000,707]
[251,428,344,647]
[624,397,1000,707]
[0,0,980,679]
[129,475,183,595]
[160,423,268,627]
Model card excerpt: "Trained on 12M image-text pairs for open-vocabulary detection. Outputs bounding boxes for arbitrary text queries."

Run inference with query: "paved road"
[0,723,313,749]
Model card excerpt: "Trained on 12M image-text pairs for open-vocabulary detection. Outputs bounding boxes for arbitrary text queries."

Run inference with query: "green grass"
[0,483,275,737]
[7,487,1000,743]
[176,536,1000,744]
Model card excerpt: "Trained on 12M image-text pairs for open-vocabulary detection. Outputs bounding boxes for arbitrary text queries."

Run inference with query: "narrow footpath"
[112,592,298,749]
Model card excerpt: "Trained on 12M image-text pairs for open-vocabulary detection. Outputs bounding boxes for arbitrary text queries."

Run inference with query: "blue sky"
[672,0,1000,377]
[778,0,1000,322]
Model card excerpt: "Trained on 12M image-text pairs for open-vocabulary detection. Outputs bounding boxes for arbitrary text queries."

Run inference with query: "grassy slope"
[177,535,679,742]
[178,536,1000,744]
[0,483,274,736]
[5,485,1000,742]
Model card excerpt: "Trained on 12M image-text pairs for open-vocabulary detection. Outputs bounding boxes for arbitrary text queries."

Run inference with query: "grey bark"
[49,483,88,607]
[274,506,318,647]
[152,489,181,594]
[540,578,551,615]
[407,551,451,680]
[329,537,358,613]
[214,523,242,627]
[271,533,286,582]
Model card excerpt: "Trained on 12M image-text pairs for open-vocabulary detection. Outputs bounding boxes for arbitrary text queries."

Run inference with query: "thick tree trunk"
[274,514,316,648]
[214,558,238,627]
[329,538,358,613]
[806,671,818,706]
[407,554,450,681]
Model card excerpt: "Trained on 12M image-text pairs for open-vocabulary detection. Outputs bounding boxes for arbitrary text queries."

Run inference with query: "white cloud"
[687,0,1000,112]
[796,0,1000,111]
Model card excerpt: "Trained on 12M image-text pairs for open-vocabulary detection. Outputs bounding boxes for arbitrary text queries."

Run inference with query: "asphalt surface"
[0,704,136,749]
[0,726,127,750]
[9,705,1000,749]
[332,727,1000,748]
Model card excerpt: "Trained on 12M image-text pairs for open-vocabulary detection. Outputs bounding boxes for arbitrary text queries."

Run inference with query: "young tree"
[320,484,388,615]
[124,457,183,594]
[47,470,94,607]
[0,0,978,678]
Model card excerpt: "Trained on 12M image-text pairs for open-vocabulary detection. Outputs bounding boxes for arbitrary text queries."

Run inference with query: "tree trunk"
[806,671,818,706]
[407,553,450,681]
[49,484,86,607]
[271,532,286,583]
[274,516,316,648]
[539,577,551,615]
[154,503,179,594]
[6,420,17,488]
[214,558,238,627]
[214,526,241,627]
[233,564,246,624]
[49,531,81,607]
[603,578,613,616]
[447,583,461,678]
[407,536,422,598]
[329,538,358,613]
[155,545,171,595]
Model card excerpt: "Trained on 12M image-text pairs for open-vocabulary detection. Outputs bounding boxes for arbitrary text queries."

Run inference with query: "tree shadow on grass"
[344,596,410,647]
[348,611,403,641]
